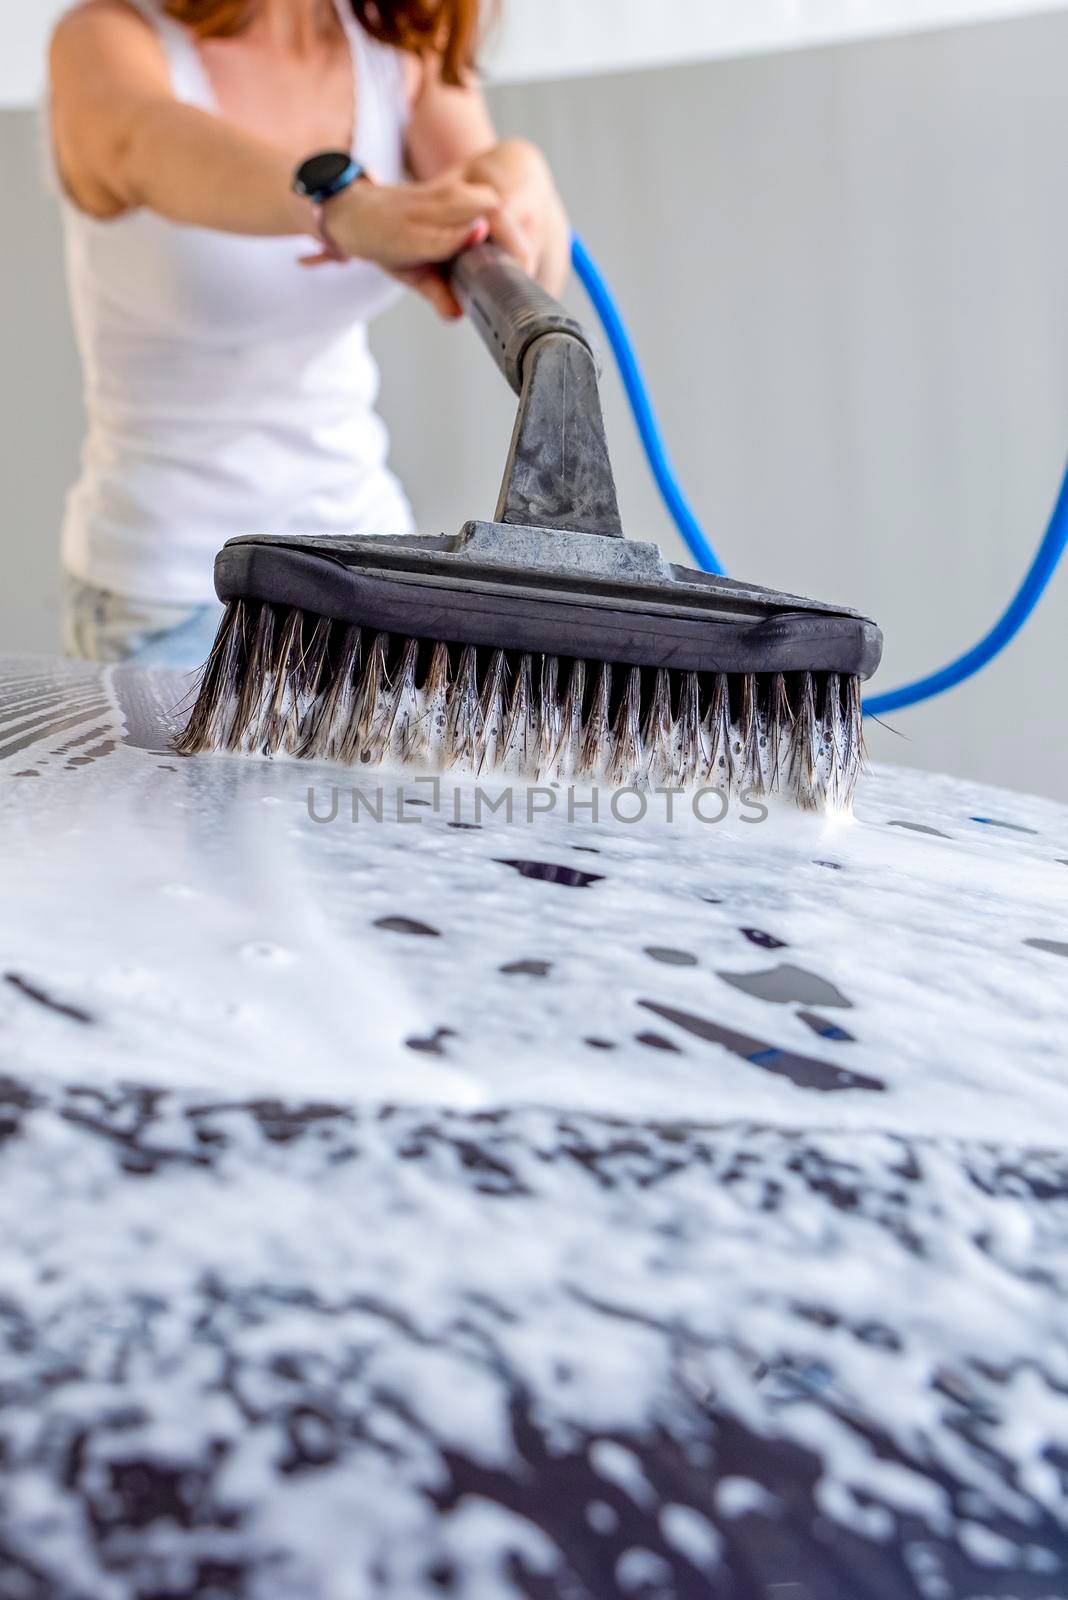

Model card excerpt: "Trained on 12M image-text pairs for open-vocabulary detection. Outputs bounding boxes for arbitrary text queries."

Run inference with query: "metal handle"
[449,242,593,395]
[450,241,624,538]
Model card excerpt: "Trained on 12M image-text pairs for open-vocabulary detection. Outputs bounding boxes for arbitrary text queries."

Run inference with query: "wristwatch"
[293,151,367,261]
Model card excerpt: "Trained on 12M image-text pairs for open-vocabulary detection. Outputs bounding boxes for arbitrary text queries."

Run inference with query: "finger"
[393,264,464,320]
[486,207,537,276]
[539,215,572,296]
[423,217,490,255]
[415,271,464,321]
[411,218,491,265]
[298,249,338,267]
[540,248,570,297]
[439,176,502,212]
[415,179,502,226]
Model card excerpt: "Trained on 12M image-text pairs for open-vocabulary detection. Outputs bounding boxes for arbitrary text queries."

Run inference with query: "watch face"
[294,151,357,200]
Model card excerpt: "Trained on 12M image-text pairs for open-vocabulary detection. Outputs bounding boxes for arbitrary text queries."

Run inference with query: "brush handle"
[450,242,592,396]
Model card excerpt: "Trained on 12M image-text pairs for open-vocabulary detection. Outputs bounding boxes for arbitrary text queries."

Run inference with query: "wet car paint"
[1,656,1067,1600]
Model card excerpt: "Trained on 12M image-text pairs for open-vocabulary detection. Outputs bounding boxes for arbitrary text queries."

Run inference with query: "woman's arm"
[50,0,499,288]
[52,1,313,231]
[404,57,571,295]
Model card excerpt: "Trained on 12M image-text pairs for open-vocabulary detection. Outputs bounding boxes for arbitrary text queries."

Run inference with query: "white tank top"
[59,0,416,605]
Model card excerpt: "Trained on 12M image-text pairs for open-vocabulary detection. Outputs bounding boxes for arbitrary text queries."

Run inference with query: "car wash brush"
[177,244,881,810]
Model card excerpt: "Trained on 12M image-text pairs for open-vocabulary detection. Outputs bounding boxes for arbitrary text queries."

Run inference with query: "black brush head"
[178,530,879,811]
[210,528,882,681]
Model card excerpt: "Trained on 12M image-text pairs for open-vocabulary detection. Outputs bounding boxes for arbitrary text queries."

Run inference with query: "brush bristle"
[175,601,866,811]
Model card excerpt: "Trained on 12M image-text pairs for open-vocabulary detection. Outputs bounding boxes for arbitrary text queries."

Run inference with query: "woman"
[49,0,569,665]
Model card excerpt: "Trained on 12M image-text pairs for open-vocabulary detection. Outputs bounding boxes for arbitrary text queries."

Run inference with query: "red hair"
[162,0,483,85]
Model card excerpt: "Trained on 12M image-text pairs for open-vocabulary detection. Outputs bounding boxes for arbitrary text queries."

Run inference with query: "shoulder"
[51,1,165,78]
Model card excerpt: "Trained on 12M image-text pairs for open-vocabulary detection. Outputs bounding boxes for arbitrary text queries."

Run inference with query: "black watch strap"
[293,152,367,262]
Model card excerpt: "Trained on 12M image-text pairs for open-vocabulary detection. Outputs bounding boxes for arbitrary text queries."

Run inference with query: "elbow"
[110,102,157,210]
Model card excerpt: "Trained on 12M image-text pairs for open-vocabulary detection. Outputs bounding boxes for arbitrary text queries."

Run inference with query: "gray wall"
[0,111,74,655]
[3,10,1067,797]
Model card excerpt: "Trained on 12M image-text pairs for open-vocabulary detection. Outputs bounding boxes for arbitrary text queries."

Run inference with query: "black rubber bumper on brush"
[214,538,883,679]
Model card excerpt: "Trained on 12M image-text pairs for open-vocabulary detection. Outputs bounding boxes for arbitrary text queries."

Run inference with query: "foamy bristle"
[176,603,867,811]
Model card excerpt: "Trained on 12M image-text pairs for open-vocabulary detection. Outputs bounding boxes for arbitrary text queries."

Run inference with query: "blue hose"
[863,461,1068,715]
[571,231,1068,717]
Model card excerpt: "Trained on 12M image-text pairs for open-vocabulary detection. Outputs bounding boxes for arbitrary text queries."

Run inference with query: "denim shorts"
[62,576,225,669]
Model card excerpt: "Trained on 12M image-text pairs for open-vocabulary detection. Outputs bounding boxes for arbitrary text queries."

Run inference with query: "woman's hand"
[305,140,570,319]
[308,171,500,318]
[459,139,571,298]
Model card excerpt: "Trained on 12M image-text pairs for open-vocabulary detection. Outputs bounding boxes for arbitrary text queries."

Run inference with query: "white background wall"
[5,0,1068,102]
[2,8,1067,799]
[484,0,1068,81]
